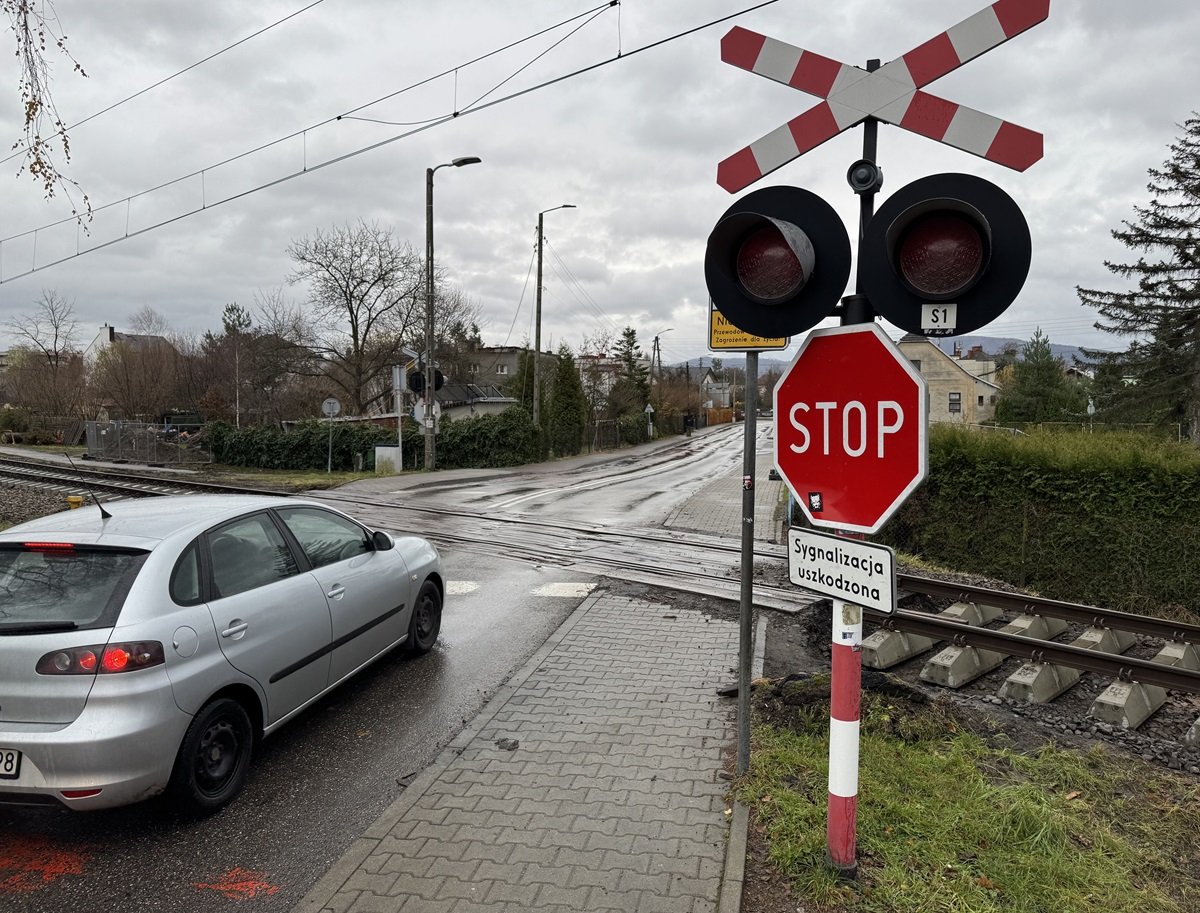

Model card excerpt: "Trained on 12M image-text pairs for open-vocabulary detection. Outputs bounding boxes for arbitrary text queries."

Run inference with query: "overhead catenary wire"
[0,0,784,283]
[1,1,620,248]
[0,0,331,168]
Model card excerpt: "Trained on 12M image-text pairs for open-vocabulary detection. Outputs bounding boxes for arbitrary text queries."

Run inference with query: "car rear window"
[0,544,148,631]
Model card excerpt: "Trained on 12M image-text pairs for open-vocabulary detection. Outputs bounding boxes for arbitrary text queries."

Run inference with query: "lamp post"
[424,155,481,470]
[532,203,576,428]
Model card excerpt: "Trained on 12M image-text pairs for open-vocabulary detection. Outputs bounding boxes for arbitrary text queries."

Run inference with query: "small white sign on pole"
[787,527,896,615]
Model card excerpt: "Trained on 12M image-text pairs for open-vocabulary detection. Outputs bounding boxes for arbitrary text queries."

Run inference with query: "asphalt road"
[1,427,758,909]
[0,548,591,911]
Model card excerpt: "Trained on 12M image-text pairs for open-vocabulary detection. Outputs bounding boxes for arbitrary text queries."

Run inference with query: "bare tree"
[287,221,425,415]
[4,290,85,417]
[5,0,89,217]
[127,305,172,336]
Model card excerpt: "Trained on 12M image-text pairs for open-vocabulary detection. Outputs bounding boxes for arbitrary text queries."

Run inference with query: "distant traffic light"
[861,173,1031,337]
[704,185,851,338]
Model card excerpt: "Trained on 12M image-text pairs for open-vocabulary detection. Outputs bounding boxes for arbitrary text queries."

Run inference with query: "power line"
[0,0,331,168]
[0,0,783,283]
[1,1,619,248]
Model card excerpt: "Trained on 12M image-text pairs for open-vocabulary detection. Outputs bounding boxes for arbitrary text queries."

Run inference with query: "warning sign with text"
[709,303,788,351]
[787,527,896,614]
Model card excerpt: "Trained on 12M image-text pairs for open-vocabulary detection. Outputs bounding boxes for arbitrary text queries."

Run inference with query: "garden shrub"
[877,426,1200,614]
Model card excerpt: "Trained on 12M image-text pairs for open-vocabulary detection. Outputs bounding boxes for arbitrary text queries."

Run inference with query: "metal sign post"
[322,397,341,473]
[712,0,1048,880]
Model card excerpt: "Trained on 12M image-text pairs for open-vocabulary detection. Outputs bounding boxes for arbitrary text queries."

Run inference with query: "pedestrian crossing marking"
[533,583,596,598]
[448,581,595,598]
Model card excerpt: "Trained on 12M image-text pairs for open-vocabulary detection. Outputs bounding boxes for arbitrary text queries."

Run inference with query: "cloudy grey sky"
[0,0,1196,367]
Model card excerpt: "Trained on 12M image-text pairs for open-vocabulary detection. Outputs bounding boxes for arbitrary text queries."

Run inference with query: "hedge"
[208,420,393,471]
[877,426,1200,615]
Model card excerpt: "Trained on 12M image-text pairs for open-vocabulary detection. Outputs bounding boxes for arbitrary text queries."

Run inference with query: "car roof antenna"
[63,453,113,520]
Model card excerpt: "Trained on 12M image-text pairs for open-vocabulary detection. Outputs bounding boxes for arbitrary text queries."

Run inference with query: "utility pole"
[532,204,576,428]
[423,156,481,470]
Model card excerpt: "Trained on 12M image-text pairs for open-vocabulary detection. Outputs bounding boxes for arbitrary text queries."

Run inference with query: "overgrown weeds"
[740,674,1200,912]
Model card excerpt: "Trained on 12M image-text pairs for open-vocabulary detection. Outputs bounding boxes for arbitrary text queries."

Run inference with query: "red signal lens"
[896,212,984,298]
[736,224,808,303]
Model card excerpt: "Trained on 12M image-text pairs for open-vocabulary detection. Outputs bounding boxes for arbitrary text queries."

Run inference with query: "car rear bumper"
[0,671,193,811]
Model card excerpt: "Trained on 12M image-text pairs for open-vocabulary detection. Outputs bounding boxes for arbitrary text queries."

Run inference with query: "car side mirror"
[371,530,395,551]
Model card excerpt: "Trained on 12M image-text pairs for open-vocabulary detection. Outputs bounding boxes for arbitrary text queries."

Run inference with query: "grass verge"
[199,465,377,491]
[740,674,1200,913]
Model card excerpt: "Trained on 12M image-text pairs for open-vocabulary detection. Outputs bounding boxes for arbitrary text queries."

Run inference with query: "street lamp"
[424,155,481,470]
[650,328,673,438]
[533,203,577,428]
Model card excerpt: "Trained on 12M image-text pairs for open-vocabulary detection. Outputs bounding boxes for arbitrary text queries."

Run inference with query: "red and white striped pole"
[827,599,862,877]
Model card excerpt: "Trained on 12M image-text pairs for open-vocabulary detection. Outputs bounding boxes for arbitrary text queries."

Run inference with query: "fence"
[86,421,212,466]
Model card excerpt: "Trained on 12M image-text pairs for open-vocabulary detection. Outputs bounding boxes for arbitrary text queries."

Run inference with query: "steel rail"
[898,572,1200,644]
[876,608,1200,695]
[0,456,282,497]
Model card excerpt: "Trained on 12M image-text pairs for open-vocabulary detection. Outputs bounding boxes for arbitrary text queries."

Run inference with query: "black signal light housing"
[861,172,1031,337]
[705,185,851,338]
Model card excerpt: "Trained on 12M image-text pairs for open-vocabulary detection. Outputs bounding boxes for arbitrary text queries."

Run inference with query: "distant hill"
[675,337,1109,376]
[931,336,1106,365]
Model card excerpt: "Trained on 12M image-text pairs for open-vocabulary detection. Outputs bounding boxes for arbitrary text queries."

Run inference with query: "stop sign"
[773,323,927,534]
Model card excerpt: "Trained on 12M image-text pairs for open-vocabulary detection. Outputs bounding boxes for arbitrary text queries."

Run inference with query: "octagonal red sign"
[773,323,927,534]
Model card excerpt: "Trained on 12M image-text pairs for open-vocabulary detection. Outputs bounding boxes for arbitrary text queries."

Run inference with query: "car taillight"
[22,541,76,554]
[37,642,165,675]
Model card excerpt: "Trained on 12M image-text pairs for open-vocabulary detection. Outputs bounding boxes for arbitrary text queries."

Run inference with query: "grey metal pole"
[393,364,404,472]
[533,211,544,428]
[737,350,758,776]
[424,166,436,471]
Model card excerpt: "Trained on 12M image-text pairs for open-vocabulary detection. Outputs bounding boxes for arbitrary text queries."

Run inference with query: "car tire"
[167,697,254,815]
[404,580,442,656]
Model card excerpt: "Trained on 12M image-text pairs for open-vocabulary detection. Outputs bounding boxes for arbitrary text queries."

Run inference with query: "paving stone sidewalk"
[296,594,743,913]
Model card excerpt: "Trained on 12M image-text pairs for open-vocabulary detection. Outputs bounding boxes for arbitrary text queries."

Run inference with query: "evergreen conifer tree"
[547,344,588,457]
[1078,115,1200,440]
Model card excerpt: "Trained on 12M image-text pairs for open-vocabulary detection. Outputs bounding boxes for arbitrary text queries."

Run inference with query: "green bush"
[878,426,1200,614]
[0,407,31,433]
[617,413,647,446]
[436,406,539,469]
[207,420,394,471]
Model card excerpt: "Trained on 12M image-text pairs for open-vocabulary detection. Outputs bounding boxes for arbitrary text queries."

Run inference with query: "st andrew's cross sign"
[717,0,1049,193]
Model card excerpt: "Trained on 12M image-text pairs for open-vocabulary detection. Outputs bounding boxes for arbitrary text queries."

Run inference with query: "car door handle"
[326,584,345,600]
[221,620,248,638]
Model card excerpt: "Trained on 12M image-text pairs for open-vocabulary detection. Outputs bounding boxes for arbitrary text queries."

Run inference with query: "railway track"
[5,455,1199,754]
[0,454,281,499]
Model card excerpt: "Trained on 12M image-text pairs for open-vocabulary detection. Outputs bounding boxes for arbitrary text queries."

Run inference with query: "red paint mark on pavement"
[0,835,90,893]
[194,867,281,900]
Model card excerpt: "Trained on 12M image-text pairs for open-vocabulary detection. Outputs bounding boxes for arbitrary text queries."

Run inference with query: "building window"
[978,395,985,406]
[910,359,922,371]
[496,364,508,376]
[948,392,962,413]
[469,363,480,375]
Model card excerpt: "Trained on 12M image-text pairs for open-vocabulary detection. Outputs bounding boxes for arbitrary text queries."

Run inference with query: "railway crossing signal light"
[433,369,445,391]
[704,185,851,338]
[408,371,425,394]
[861,172,1032,337]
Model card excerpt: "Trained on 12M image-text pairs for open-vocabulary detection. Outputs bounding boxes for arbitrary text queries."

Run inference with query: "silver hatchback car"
[0,494,444,813]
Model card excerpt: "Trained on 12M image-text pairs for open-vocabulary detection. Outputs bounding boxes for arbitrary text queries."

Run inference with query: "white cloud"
[1,0,1196,365]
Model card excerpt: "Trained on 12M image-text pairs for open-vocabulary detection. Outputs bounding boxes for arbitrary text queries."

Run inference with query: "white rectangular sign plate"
[921,302,958,335]
[787,527,896,614]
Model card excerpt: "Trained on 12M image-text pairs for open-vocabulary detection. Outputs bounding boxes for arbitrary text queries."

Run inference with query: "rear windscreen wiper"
[0,620,80,634]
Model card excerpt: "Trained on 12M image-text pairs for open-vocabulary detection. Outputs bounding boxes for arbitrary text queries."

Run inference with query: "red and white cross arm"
[716,0,1049,193]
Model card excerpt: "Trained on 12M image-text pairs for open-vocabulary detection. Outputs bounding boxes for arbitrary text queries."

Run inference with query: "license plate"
[0,748,21,779]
